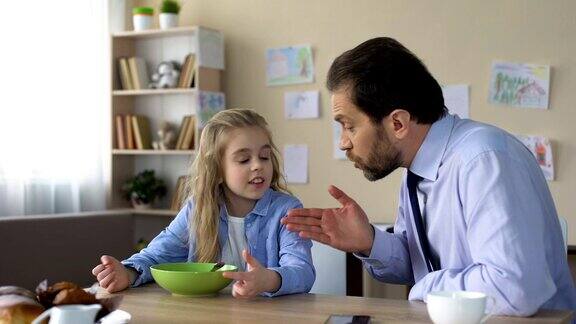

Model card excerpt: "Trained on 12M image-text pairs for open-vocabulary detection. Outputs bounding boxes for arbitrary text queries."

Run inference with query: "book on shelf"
[175,115,191,149]
[178,54,196,88]
[181,115,196,150]
[115,115,126,149]
[127,57,150,90]
[177,54,190,88]
[170,175,190,211]
[131,115,152,150]
[125,114,135,149]
[117,57,134,90]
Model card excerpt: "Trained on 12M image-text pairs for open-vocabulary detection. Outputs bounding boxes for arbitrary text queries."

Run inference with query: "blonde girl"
[92,109,315,298]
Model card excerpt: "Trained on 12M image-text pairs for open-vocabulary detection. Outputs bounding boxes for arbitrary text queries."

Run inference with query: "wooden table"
[98,285,573,323]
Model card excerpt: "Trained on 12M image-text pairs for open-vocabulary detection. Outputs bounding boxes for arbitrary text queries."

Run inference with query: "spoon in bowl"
[210,262,225,272]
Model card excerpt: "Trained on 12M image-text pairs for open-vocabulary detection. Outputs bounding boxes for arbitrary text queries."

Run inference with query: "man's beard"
[347,128,401,182]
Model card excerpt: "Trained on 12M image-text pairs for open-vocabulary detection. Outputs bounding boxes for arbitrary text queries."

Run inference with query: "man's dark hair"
[327,37,447,124]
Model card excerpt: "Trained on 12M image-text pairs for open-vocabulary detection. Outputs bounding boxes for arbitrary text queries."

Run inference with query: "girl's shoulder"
[267,189,302,210]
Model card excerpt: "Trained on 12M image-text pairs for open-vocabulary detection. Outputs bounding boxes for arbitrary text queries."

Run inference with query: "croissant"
[0,286,45,324]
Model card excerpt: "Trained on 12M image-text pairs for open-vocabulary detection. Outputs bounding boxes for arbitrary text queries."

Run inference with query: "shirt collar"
[219,188,272,220]
[409,114,455,181]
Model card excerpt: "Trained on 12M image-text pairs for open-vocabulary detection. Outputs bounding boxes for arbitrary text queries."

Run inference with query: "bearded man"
[282,37,576,318]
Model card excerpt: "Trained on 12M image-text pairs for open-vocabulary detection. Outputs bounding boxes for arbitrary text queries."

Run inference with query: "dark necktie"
[406,170,439,272]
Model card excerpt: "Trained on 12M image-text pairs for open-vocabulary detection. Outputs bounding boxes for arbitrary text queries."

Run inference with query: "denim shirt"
[122,189,315,297]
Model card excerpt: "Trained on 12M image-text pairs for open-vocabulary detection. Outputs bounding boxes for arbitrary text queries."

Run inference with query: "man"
[281,37,576,317]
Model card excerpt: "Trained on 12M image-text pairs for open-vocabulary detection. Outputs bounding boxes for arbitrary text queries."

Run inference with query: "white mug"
[32,304,101,324]
[426,291,492,324]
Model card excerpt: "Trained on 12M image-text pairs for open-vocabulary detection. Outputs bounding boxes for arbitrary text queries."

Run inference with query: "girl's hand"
[222,250,281,298]
[91,255,132,293]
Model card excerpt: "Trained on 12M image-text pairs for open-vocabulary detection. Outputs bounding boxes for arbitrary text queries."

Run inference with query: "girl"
[92,109,315,298]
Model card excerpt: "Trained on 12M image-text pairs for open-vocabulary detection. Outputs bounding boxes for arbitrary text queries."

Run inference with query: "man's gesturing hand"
[281,185,374,255]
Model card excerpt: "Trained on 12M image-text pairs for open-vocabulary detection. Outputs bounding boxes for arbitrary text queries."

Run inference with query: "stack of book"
[174,115,196,150]
[114,114,152,150]
[117,57,150,90]
[178,54,196,88]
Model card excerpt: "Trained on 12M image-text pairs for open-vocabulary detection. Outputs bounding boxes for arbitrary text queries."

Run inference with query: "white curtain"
[0,1,109,216]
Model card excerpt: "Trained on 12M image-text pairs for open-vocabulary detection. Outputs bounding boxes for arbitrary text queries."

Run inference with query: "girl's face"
[221,126,274,207]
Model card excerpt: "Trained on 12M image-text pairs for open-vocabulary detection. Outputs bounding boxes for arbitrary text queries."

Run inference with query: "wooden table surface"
[98,284,573,323]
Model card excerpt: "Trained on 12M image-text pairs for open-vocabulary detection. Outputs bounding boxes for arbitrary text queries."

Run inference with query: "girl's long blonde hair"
[186,108,289,263]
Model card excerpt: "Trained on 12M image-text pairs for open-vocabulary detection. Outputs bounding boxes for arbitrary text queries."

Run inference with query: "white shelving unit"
[108,26,224,214]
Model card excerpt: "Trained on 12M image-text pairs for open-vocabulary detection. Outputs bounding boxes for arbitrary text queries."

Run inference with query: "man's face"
[332,89,402,181]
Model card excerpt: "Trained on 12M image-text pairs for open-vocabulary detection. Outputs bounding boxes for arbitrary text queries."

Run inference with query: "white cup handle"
[480,296,496,323]
[32,308,53,324]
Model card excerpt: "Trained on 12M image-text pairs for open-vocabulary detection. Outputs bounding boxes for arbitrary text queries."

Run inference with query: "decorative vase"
[131,198,151,210]
[133,7,154,31]
[159,13,179,29]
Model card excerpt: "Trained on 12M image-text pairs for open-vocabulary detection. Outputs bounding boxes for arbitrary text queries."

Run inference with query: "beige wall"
[134,0,576,244]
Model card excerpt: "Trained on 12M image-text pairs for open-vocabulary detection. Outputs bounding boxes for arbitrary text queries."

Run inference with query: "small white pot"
[131,196,152,210]
[159,13,179,29]
[132,201,151,210]
[133,14,153,31]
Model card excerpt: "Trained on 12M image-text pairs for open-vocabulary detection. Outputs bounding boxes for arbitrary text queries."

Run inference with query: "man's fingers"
[285,223,324,234]
[328,185,355,207]
[299,231,331,245]
[96,267,113,281]
[286,208,324,219]
[282,216,321,226]
[222,271,248,281]
[92,264,105,276]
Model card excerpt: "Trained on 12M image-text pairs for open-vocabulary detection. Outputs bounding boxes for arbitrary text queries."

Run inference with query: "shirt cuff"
[261,267,295,297]
[353,225,394,268]
[121,260,149,287]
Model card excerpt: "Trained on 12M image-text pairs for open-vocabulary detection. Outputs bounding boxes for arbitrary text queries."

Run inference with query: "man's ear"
[384,109,411,140]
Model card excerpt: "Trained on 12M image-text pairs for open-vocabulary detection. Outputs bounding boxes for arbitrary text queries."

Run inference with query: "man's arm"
[282,184,414,285]
[409,151,557,316]
[355,200,414,285]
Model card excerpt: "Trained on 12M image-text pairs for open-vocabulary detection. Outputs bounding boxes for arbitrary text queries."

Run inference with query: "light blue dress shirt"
[358,114,576,317]
[123,188,315,297]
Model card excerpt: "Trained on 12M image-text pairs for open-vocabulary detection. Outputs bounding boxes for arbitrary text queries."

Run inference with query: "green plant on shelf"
[122,170,167,207]
[133,7,154,15]
[160,0,180,14]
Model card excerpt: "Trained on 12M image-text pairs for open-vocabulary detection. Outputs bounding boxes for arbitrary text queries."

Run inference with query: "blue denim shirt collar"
[409,114,455,181]
[219,188,273,220]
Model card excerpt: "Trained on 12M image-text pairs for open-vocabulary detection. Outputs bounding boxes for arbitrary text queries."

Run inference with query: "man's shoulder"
[447,118,525,165]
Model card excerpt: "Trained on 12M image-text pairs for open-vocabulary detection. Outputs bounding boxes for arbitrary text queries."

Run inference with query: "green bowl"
[150,262,237,296]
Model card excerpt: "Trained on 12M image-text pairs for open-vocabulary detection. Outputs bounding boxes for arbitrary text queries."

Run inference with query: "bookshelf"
[112,26,204,39]
[108,25,225,215]
[112,88,196,96]
[112,149,195,156]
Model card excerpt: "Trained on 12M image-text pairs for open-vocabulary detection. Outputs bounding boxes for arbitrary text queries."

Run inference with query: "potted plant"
[133,7,154,31]
[122,170,167,209]
[159,0,180,29]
